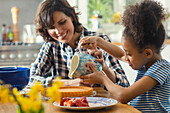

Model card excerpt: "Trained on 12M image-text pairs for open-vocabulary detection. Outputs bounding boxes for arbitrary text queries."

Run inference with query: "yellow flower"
[8,95,15,102]
[13,88,20,96]
[0,85,14,103]
[46,77,63,103]
[20,98,31,112]
[0,77,62,112]
[0,88,9,103]
[32,100,43,111]
[13,85,44,112]
[28,82,44,101]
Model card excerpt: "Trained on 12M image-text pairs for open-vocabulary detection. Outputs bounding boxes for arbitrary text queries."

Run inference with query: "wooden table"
[45,87,141,113]
[0,87,141,113]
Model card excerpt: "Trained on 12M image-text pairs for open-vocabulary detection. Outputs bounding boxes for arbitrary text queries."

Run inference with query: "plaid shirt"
[23,28,129,92]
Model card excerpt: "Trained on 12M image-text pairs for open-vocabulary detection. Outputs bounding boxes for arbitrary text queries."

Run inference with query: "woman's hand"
[57,78,93,87]
[80,63,105,84]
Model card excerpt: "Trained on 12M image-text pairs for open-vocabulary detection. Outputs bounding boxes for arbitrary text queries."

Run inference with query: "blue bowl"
[0,67,30,90]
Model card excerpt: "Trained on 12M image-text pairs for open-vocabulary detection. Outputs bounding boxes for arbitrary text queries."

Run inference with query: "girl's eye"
[59,20,66,25]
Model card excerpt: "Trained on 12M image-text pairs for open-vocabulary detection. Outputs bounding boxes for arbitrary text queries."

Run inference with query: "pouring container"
[68,42,102,78]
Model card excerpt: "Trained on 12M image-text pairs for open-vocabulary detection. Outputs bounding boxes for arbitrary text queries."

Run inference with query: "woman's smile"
[58,31,68,40]
[47,11,74,43]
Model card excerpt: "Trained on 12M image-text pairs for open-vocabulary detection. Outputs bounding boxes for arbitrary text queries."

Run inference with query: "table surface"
[0,87,141,113]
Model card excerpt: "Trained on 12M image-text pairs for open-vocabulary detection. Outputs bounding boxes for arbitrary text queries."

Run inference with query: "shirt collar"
[59,28,85,53]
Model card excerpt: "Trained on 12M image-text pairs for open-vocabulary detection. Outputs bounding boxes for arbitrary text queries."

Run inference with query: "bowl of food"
[0,67,30,90]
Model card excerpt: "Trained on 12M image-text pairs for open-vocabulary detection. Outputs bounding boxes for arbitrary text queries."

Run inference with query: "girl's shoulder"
[155,59,170,67]
[145,59,170,85]
[148,59,170,68]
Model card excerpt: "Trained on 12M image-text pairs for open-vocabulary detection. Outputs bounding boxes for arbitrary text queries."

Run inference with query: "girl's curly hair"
[34,0,82,41]
[122,0,165,53]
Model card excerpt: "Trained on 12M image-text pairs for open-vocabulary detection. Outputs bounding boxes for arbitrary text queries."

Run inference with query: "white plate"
[53,97,117,111]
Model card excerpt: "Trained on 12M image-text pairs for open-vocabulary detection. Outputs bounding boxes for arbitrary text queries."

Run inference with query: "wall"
[0,0,43,41]
[0,0,88,42]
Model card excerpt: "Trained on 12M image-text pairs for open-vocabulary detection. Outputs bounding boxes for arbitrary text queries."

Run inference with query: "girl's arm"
[81,63,158,104]
[103,74,158,103]
[80,36,126,62]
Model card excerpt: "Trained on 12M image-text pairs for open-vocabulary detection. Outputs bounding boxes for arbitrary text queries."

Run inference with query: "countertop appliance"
[0,42,42,67]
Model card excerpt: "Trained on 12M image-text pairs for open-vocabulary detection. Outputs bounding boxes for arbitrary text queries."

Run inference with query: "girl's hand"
[80,63,105,84]
[88,49,107,71]
[79,36,100,49]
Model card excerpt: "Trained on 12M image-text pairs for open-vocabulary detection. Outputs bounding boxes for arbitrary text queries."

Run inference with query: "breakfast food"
[59,86,93,97]
[59,96,89,107]
[41,86,93,97]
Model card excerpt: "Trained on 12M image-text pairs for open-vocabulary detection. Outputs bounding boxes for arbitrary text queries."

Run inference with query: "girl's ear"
[144,49,153,58]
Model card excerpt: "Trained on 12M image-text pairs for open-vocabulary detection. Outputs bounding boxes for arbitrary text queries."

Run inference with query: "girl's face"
[121,36,148,70]
[47,11,74,43]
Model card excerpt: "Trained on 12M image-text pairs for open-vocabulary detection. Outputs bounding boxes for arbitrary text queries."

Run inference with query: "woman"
[23,0,129,92]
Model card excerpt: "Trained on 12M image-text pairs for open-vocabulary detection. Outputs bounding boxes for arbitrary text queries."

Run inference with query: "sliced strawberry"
[79,96,88,104]
[73,98,89,107]
[63,99,70,106]
[73,99,82,107]
[60,97,89,107]
[67,100,76,107]
[60,97,71,106]
[81,102,89,107]
[60,97,69,106]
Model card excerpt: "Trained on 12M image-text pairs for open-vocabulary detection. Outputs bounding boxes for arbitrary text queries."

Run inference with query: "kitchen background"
[0,0,170,85]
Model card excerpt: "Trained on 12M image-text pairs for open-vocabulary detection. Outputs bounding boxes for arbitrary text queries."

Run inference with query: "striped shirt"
[130,59,170,113]
[23,27,129,91]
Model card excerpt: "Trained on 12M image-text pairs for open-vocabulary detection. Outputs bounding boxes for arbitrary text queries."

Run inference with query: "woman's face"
[47,11,74,43]
[121,36,148,70]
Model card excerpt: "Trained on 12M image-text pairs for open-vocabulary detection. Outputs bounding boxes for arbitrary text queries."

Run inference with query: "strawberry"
[79,96,88,104]
[63,99,70,106]
[59,97,71,106]
[66,100,76,107]
[73,98,89,107]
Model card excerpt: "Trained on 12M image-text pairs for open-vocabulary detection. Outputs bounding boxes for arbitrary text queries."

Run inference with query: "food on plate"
[41,86,93,97]
[59,86,93,97]
[59,96,89,107]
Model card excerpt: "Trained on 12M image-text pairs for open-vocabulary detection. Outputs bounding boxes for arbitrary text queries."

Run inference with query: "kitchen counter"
[0,43,42,67]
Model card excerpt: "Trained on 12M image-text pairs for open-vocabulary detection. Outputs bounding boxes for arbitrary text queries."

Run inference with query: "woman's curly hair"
[34,0,82,41]
[122,0,165,53]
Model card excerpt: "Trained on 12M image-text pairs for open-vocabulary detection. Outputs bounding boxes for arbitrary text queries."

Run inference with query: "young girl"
[80,0,170,112]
